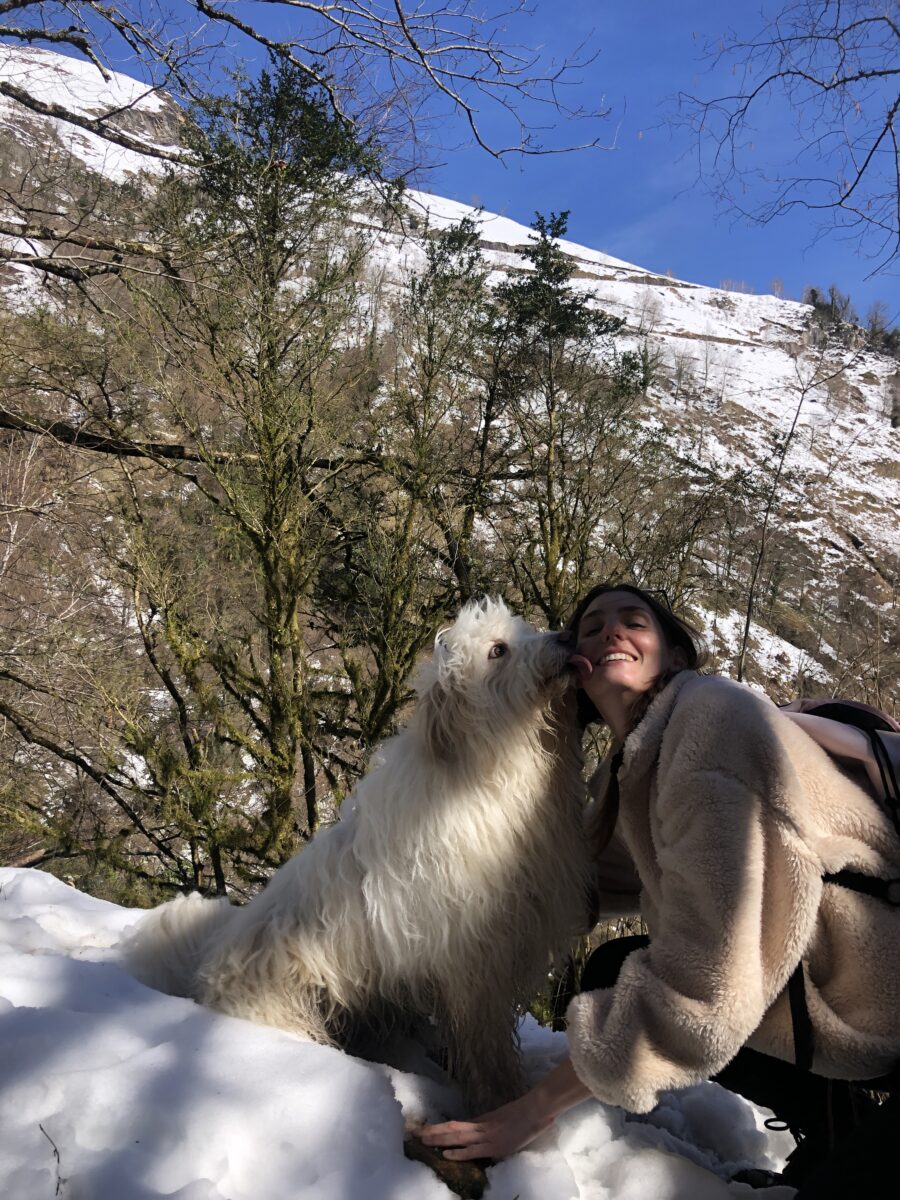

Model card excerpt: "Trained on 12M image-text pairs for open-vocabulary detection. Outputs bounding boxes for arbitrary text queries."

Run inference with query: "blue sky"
[401,1,899,319]
[213,0,898,317]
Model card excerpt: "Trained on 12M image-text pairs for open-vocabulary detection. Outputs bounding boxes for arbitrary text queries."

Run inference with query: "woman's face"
[574,590,684,716]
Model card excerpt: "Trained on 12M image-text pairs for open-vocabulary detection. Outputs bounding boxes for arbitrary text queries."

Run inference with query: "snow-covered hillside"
[399,188,898,565]
[0,45,178,179]
[0,867,796,1200]
[0,46,179,306]
[364,187,898,693]
[0,44,897,694]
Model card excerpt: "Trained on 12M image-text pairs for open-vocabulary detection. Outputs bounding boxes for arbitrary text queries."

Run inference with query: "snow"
[0,867,796,1199]
[0,46,166,116]
[692,603,831,691]
[402,189,642,273]
[0,236,52,311]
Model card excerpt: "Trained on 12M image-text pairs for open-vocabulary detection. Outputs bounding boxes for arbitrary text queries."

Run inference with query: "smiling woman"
[566,584,703,742]
[419,581,900,1195]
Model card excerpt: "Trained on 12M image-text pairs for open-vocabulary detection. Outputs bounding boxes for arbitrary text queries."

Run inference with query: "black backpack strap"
[788,962,815,1071]
[824,869,900,905]
[787,869,900,1072]
[867,729,900,837]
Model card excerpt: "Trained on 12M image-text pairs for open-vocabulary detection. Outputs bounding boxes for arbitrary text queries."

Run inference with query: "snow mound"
[0,868,795,1199]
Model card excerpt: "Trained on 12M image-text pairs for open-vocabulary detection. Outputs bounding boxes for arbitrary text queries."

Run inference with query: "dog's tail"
[121,892,237,998]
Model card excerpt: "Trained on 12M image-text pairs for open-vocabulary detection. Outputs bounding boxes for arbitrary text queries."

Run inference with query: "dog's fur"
[124,598,592,1108]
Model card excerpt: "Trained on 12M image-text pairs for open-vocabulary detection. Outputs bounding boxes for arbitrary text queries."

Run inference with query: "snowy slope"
[0,46,179,306]
[0,45,177,181]
[374,187,899,691]
[0,867,796,1200]
[1,46,894,559]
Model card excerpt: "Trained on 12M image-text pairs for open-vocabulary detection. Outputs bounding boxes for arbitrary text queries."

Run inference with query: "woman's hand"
[418,1058,592,1161]
[417,1093,553,1161]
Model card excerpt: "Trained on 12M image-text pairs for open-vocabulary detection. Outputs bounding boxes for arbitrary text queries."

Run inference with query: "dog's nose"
[556,630,575,647]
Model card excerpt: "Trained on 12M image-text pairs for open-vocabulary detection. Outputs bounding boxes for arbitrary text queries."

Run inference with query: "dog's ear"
[413,628,469,763]
[418,677,467,763]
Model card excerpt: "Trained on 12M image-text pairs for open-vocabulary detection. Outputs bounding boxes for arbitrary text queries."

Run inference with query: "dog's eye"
[488,643,507,660]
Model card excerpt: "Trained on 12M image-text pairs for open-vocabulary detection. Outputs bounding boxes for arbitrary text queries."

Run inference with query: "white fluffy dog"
[124,598,592,1109]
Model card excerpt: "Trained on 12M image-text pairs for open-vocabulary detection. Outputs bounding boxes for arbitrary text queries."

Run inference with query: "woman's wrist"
[527,1058,592,1125]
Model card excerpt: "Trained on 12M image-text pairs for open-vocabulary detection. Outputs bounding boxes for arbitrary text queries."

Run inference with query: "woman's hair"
[567,583,707,860]
[566,582,706,730]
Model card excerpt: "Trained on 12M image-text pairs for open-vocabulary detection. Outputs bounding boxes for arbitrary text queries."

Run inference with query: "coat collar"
[619,669,699,785]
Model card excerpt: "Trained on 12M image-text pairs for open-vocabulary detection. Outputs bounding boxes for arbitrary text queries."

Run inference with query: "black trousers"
[580,935,900,1196]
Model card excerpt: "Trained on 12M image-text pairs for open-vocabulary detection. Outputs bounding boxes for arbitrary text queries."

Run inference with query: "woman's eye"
[488,643,507,659]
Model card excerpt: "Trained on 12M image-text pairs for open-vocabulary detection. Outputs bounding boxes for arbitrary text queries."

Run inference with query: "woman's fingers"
[418,1108,541,1160]
[419,1119,487,1147]
[417,1081,563,1160]
[442,1143,493,1161]
[416,1060,585,1162]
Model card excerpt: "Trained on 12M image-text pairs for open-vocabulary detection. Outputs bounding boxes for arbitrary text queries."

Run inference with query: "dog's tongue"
[568,654,593,682]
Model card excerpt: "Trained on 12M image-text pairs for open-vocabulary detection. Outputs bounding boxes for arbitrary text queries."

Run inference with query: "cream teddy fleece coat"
[566,670,900,1114]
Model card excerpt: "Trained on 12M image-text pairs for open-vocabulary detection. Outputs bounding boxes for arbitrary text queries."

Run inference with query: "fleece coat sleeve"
[566,679,824,1113]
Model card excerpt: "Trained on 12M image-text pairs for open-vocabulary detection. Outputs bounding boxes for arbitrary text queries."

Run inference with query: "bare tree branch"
[675,0,900,273]
[1,0,611,167]
[0,694,191,878]
[0,407,545,489]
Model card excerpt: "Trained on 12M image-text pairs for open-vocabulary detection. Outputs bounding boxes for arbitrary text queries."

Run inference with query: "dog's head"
[413,598,575,762]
